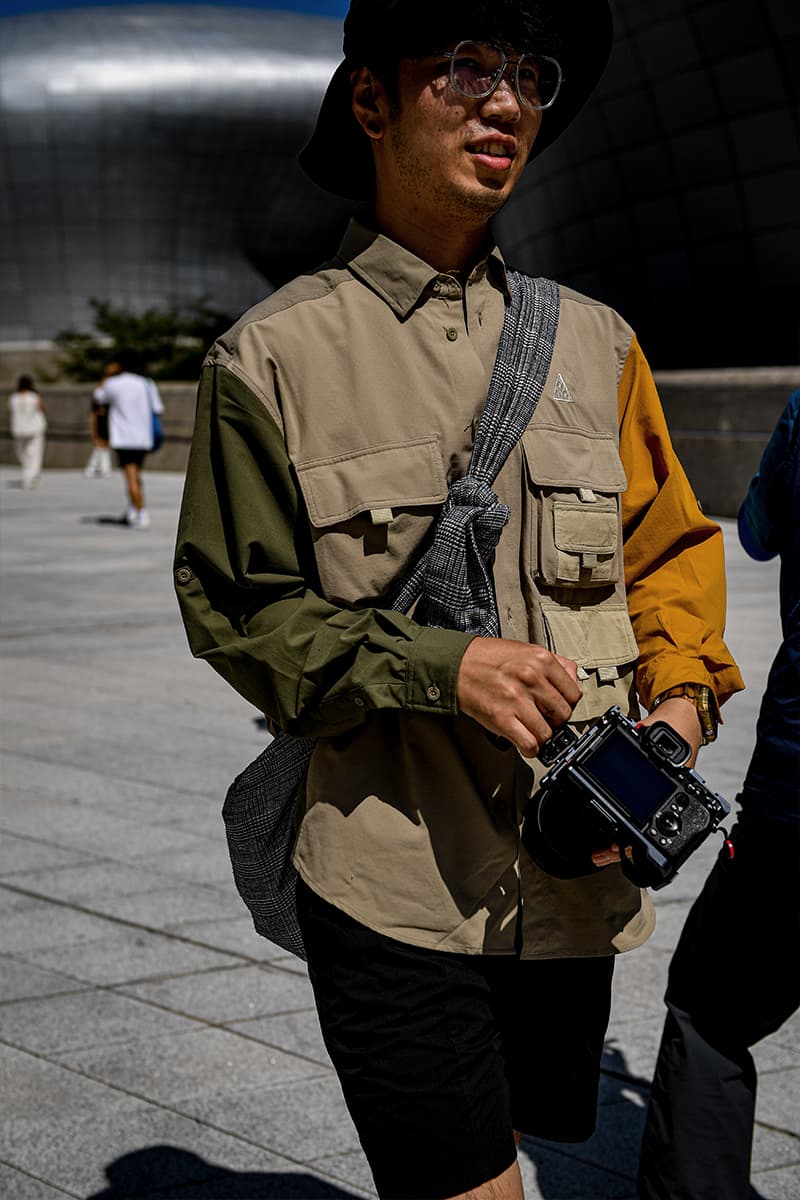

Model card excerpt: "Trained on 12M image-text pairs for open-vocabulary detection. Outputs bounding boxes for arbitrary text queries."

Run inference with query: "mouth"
[466,136,517,172]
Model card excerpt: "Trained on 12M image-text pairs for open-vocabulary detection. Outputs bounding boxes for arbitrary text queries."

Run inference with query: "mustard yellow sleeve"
[618,337,744,711]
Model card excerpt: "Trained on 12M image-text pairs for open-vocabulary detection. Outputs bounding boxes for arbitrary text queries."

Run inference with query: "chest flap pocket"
[295,436,447,608]
[522,426,627,588]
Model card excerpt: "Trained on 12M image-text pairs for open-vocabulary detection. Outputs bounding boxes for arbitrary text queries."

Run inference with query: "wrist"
[651,683,719,745]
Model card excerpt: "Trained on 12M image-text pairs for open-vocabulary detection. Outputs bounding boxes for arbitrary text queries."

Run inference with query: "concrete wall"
[2,370,797,516]
[654,368,798,515]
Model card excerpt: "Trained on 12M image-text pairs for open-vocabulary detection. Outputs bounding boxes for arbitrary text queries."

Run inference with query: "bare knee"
[445,1157,523,1200]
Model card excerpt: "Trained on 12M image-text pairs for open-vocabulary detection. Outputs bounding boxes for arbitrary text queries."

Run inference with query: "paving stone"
[0,896,122,955]
[518,1139,638,1198]
[0,956,85,1003]
[753,1122,800,1172]
[754,1066,800,1136]
[0,1163,75,1199]
[311,1150,377,1198]
[25,927,240,987]
[229,1009,331,1069]
[169,917,290,963]
[180,1075,360,1163]
[89,882,242,929]
[119,963,315,1023]
[0,987,198,1054]
[602,1019,663,1087]
[55,1026,322,1105]
[751,1164,800,1200]
[0,1042,140,1122]
[0,833,91,878]
[526,1094,646,1183]
[126,841,240,887]
[609,947,670,1022]
[12,858,176,905]
[3,1102,286,1198]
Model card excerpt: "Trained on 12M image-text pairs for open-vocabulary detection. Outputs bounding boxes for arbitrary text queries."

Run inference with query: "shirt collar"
[337,219,510,318]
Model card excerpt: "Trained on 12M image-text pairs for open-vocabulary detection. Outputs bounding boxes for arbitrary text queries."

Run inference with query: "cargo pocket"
[295,436,447,608]
[540,600,640,721]
[522,427,627,588]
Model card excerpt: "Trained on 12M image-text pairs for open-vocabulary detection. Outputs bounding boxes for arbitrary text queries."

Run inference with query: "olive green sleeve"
[173,363,473,736]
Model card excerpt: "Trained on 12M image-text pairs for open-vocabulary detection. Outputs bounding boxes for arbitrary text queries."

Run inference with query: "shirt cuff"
[405,625,477,716]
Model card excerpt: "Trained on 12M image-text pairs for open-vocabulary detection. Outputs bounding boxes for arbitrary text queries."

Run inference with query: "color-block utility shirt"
[175,221,744,960]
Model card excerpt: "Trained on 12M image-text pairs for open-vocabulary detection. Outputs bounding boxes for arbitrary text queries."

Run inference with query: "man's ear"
[351,67,388,140]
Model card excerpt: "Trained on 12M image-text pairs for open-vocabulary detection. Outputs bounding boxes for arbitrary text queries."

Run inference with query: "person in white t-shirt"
[8,374,47,489]
[93,353,163,529]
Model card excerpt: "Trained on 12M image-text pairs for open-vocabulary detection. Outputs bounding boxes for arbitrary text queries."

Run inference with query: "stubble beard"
[390,124,512,228]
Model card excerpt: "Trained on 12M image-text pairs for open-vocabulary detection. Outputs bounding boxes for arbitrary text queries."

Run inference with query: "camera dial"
[655,811,682,837]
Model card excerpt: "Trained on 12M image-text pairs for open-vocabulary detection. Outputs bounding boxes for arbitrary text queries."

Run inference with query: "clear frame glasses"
[437,40,563,112]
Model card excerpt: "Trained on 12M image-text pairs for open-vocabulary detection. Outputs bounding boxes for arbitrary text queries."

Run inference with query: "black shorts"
[115,448,146,468]
[297,880,614,1200]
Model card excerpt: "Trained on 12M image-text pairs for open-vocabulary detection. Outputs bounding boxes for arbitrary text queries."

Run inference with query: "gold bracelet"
[651,683,719,746]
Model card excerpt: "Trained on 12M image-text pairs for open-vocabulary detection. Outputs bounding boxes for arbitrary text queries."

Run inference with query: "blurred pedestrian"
[84,381,113,478]
[637,389,800,1200]
[93,352,163,528]
[8,374,47,489]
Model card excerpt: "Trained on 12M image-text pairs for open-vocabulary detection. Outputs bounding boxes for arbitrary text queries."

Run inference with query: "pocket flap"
[296,436,447,528]
[540,602,639,669]
[523,427,627,492]
[553,503,618,554]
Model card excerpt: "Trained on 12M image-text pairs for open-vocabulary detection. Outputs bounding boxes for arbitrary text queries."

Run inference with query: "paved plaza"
[1,466,798,1199]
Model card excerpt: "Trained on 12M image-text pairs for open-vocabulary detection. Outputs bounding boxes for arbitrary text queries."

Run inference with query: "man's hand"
[639,696,702,767]
[590,697,703,869]
[456,637,583,756]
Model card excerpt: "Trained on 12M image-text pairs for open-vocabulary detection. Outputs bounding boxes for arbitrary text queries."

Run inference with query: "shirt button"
[354,696,365,708]
[446,328,458,342]
[175,566,193,585]
[426,685,441,703]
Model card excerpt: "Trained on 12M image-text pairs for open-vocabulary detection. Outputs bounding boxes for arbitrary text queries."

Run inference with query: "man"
[94,352,163,529]
[175,3,743,1196]
[637,392,800,1200]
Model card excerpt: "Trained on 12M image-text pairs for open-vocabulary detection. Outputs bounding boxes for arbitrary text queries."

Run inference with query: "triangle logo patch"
[553,373,574,403]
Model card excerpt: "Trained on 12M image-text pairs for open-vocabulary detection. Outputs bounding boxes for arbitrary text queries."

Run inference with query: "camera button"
[656,811,681,837]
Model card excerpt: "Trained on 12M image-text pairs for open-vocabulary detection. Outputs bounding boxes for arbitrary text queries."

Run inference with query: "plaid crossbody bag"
[222,271,560,957]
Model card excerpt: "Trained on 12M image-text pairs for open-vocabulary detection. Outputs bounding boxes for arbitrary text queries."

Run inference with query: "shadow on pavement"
[80,514,129,526]
[87,1146,361,1200]
[520,1040,650,1198]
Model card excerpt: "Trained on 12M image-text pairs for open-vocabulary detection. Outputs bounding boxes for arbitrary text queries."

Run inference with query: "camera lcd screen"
[582,730,673,825]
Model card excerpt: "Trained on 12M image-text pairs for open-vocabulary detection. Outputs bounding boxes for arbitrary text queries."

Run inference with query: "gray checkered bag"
[222,272,560,957]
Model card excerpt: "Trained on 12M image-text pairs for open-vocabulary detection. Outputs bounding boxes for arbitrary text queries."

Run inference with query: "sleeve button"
[426,685,441,703]
[175,566,193,584]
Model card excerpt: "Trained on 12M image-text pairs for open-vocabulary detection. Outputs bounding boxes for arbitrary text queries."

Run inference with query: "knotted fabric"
[393,271,560,634]
[222,271,561,958]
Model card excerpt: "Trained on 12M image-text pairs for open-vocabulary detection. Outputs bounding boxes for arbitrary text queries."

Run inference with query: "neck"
[374,198,492,275]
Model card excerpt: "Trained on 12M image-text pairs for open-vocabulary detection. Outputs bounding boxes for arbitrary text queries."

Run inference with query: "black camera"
[521,707,730,890]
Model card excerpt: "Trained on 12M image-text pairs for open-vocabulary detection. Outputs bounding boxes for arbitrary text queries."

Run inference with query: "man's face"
[375,42,543,228]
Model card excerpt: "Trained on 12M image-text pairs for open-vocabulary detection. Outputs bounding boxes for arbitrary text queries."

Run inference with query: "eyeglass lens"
[450,41,561,110]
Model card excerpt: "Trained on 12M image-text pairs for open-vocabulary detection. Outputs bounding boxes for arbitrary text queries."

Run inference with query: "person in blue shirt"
[637,390,800,1200]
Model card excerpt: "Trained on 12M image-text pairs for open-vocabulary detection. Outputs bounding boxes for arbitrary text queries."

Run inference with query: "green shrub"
[54,298,233,382]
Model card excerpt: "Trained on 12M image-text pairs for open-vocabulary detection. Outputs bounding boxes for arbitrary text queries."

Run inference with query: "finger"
[591,847,622,867]
[554,654,582,688]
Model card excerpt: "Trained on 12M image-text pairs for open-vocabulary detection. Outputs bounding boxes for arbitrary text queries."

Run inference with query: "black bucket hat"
[299,0,614,200]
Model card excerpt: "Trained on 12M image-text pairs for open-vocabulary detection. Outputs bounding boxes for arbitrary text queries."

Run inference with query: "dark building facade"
[1,1,798,367]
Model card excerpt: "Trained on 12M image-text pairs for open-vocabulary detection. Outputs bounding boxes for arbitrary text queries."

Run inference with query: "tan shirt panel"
[179,220,742,960]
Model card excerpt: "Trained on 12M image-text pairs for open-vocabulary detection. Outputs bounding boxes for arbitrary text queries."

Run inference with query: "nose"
[480,73,522,122]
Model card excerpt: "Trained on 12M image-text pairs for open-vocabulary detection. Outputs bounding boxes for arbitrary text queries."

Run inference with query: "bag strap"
[391,273,560,635]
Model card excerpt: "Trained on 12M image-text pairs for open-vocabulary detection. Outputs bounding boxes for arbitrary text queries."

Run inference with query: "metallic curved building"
[0,4,355,344]
[1,1,798,367]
